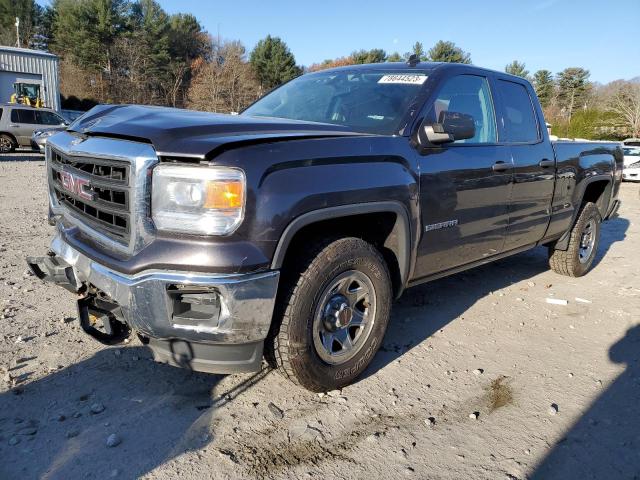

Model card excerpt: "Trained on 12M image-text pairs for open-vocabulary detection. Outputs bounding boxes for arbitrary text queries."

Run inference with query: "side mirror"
[419,111,476,145]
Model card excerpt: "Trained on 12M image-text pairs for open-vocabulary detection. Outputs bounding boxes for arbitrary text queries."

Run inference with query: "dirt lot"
[0,153,638,480]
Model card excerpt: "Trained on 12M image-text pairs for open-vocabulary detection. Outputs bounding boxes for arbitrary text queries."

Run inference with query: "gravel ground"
[0,154,638,480]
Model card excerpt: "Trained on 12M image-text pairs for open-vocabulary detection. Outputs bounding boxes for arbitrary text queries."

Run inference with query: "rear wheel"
[0,134,16,153]
[548,202,601,277]
[267,237,392,392]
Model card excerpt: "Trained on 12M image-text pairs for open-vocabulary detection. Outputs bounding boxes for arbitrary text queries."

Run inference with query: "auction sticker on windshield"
[378,74,428,85]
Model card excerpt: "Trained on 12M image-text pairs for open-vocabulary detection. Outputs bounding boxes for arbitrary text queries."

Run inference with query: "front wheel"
[267,237,392,392]
[548,202,601,277]
[0,134,16,154]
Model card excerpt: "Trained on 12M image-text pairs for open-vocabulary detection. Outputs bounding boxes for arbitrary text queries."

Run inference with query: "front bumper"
[28,233,280,373]
[30,137,46,152]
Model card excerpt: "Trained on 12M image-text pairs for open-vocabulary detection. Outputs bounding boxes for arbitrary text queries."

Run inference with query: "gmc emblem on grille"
[59,171,95,201]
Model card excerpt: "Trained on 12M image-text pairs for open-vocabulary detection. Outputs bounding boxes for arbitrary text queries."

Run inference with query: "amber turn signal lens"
[203,180,244,209]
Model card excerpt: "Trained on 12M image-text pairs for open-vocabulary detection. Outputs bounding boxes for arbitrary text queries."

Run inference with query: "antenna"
[407,54,419,67]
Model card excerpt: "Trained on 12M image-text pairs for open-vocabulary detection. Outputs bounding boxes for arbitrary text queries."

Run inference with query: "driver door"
[413,74,513,279]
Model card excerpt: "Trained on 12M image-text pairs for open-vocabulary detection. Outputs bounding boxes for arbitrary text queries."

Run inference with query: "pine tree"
[404,41,426,61]
[53,0,127,74]
[250,35,301,90]
[505,60,529,79]
[0,0,41,47]
[386,52,403,62]
[533,70,555,108]
[556,67,591,121]
[351,48,387,64]
[427,41,471,64]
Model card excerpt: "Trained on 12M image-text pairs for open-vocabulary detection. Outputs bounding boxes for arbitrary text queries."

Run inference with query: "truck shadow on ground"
[0,346,269,479]
[531,323,640,479]
[363,216,630,380]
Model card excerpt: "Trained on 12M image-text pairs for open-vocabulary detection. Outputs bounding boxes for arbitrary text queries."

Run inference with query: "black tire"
[0,134,16,154]
[548,202,601,277]
[266,237,392,392]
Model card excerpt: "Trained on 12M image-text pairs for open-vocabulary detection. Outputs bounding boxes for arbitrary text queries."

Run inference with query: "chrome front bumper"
[45,233,280,345]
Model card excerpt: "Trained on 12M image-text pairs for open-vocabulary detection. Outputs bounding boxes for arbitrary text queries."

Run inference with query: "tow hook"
[77,296,131,345]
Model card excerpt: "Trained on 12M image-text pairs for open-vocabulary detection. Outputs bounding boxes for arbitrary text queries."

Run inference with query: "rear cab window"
[496,80,540,143]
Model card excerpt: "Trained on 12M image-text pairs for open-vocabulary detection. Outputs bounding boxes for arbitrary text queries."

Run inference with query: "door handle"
[9,124,19,128]
[539,159,555,168]
[492,161,509,172]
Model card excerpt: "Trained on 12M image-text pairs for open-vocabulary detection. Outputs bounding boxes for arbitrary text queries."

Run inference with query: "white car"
[623,146,640,181]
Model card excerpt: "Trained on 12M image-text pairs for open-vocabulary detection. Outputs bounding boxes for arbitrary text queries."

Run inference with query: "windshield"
[242,70,429,135]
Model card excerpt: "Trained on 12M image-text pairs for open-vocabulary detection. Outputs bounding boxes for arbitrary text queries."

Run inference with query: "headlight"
[152,165,245,235]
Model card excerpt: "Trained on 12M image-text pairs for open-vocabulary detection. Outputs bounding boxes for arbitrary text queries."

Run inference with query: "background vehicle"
[10,82,44,107]
[622,146,640,181]
[27,62,623,392]
[31,126,67,152]
[61,109,86,123]
[0,47,60,112]
[0,104,67,153]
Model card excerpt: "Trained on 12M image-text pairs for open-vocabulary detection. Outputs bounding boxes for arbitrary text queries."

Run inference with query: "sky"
[158,0,640,84]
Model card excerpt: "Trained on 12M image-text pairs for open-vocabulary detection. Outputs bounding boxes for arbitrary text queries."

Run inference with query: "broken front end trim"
[27,233,280,373]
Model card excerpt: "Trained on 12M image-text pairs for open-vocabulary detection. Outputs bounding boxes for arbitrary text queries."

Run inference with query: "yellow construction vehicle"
[9,82,44,108]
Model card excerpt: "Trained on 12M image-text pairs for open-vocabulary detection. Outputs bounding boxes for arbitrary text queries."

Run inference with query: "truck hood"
[68,104,365,158]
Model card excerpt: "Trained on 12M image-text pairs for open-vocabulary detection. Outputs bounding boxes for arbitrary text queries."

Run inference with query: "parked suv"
[0,104,67,153]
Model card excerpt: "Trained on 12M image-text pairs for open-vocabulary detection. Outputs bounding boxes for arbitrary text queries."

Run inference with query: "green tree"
[533,69,555,108]
[0,0,44,48]
[32,3,55,51]
[404,41,426,61]
[386,51,403,62]
[505,60,529,79]
[250,35,301,90]
[556,67,591,122]
[164,13,208,105]
[53,0,127,74]
[427,40,471,64]
[351,48,387,64]
[168,13,206,62]
[563,109,621,140]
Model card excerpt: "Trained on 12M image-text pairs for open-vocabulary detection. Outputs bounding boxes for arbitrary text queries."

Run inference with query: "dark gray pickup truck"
[27,61,623,392]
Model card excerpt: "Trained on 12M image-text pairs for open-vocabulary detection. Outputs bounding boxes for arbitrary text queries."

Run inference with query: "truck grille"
[50,148,132,243]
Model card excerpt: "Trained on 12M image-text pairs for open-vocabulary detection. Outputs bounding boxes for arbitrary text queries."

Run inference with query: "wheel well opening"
[0,132,18,144]
[582,180,611,216]
[279,212,404,298]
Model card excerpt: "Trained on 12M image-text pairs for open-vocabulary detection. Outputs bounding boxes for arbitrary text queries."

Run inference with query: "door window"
[11,109,37,124]
[430,75,497,144]
[497,80,540,143]
[36,111,65,125]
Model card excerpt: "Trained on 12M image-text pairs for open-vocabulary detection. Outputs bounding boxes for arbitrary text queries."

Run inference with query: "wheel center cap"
[324,296,352,331]
[336,303,353,328]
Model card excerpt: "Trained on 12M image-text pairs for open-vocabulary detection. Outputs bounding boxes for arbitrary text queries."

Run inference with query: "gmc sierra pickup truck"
[27,61,623,392]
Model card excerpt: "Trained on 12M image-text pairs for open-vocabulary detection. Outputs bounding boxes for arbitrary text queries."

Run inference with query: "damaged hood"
[68,104,364,158]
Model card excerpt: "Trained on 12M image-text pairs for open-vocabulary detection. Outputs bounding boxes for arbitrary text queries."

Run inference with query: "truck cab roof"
[313,61,529,83]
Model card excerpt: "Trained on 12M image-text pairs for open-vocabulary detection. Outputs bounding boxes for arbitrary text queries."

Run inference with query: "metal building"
[0,46,60,112]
